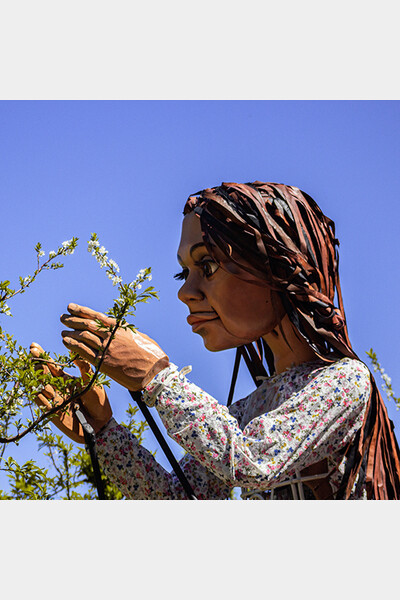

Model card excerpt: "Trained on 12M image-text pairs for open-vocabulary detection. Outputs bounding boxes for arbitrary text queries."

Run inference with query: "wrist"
[142,363,192,407]
[95,416,116,437]
[140,356,171,389]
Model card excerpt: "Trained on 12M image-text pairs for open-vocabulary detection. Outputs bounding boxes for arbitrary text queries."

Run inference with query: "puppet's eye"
[200,259,219,278]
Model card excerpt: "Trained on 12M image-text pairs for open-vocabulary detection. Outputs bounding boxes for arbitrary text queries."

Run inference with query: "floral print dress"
[95,357,371,500]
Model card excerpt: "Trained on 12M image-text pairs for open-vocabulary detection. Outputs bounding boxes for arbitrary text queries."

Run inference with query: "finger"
[59,314,109,339]
[42,384,69,405]
[34,392,52,410]
[30,342,45,354]
[34,396,83,444]
[41,384,58,401]
[30,343,51,375]
[62,335,98,364]
[33,385,63,409]
[74,358,95,385]
[30,342,68,380]
[67,303,116,327]
[61,329,104,351]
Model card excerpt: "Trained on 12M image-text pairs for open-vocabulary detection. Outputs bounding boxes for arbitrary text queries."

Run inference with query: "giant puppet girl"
[31,182,400,499]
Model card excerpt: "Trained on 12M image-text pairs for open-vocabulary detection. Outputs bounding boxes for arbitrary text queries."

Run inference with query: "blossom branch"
[0,307,126,444]
[1,232,157,447]
[0,238,78,317]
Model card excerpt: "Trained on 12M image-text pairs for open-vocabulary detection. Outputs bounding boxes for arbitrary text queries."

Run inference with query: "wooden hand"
[60,303,170,391]
[30,342,113,444]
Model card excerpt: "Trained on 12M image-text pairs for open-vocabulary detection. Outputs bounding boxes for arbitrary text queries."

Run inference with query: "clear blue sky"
[1,100,399,479]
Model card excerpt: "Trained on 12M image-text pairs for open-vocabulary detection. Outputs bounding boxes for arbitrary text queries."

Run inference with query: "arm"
[54,304,239,496]
[142,358,371,490]
[95,417,231,500]
[30,344,230,499]
[56,304,369,493]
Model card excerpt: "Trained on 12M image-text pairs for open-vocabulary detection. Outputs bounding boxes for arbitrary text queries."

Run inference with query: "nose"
[177,274,205,305]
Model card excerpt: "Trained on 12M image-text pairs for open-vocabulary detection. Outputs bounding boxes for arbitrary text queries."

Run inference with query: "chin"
[203,342,227,352]
[200,334,242,353]
[195,322,259,352]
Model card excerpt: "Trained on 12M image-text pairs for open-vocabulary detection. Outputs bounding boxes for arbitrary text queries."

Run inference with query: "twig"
[0,309,127,444]
[30,357,76,368]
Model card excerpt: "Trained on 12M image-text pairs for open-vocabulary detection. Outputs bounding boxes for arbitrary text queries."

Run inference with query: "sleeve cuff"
[142,363,192,407]
[96,417,119,439]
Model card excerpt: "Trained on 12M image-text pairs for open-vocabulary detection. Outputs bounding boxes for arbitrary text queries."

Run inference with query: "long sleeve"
[95,417,231,499]
[142,358,371,491]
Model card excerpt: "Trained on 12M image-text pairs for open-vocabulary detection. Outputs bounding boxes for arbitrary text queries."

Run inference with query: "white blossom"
[1,303,12,316]
[108,259,120,272]
[98,256,107,268]
[87,240,100,252]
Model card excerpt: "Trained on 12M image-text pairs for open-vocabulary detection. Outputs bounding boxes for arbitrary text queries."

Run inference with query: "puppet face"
[176,211,284,351]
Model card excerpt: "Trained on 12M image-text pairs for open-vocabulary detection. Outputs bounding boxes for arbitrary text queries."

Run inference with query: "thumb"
[30,342,45,357]
[74,358,94,385]
[30,342,50,375]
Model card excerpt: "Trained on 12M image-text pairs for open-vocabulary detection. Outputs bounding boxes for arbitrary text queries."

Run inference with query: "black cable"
[74,406,105,500]
[130,390,197,500]
[227,348,241,407]
[244,343,268,383]
[73,391,197,500]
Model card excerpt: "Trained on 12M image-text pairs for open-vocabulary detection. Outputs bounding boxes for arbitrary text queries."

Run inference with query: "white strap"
[295,468,305,500]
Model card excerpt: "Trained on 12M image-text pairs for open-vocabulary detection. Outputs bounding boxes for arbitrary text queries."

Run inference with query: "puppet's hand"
[30,342,112,443]
[60,303,169,391]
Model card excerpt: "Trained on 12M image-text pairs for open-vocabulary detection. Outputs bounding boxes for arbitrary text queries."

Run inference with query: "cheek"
[216,281,275,337]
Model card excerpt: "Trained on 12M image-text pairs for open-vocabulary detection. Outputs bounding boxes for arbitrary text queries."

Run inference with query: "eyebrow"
[177,242,207,264]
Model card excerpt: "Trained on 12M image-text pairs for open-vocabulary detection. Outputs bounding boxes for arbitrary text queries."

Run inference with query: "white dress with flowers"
[95,357,371,499]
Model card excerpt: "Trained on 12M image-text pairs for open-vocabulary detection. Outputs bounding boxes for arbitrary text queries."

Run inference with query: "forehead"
[177,212,204,259]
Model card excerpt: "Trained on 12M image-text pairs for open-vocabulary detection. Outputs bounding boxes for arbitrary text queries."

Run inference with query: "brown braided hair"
[183,181,400,499]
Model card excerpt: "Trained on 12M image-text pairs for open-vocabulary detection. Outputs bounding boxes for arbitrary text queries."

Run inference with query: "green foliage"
[0,234,156,499]
[0,401,149,500]
[366,348,399,409]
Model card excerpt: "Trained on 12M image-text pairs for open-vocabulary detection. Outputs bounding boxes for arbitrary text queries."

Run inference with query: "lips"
[187,312,219,327]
